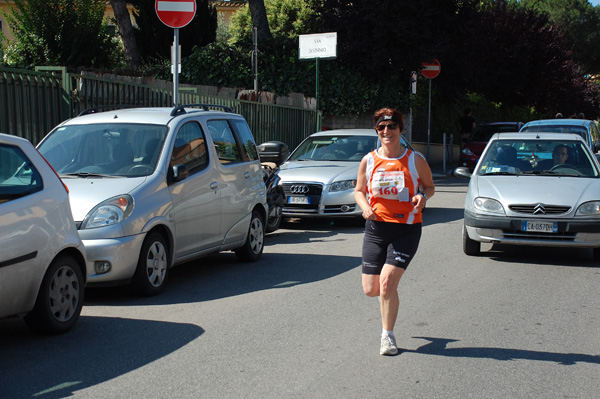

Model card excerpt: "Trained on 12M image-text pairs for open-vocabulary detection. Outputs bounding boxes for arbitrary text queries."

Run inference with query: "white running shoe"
[380,333,398,356]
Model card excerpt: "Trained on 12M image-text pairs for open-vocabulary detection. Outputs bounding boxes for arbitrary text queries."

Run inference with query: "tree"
[247,0,273,45]
[3,0,119,68]
[109,0,141,69]
[521,0,600,76]
[229,0,318,46]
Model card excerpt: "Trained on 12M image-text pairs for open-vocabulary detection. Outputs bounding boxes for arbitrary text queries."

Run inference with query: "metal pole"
[173,28,180,107]
[315,58,319,111]
[443,132,447,175]
[253,27,258,92]
[427,77,432,161]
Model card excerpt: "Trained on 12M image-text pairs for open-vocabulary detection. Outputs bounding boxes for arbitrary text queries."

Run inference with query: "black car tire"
[24,254,84,335]
[235,210,265,262]
[131,231,170,296]
[463,223,480,256]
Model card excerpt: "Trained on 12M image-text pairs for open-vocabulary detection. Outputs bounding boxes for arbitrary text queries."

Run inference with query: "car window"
[289,135,379,161]
[207,120,242,164]
[0,144,43,203]
[170,122,209,175]
[477,139,598,177]
[38,123,168,176]
[230,119,259,162]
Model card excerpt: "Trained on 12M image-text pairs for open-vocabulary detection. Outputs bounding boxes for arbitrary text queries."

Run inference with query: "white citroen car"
[455,132,600,259]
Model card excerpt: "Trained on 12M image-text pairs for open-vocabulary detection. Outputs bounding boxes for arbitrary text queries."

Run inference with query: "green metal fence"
[0,66,321,149]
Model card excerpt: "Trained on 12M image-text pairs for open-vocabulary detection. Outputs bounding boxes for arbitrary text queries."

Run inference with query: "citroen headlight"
[576,201,600,217]
[81,194,134,229]
[473,197,505,214]
[330,180,357,192]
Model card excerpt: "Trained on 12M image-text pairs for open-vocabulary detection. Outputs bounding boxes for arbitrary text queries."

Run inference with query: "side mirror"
[454,166,472,179]
[171,164,189,182]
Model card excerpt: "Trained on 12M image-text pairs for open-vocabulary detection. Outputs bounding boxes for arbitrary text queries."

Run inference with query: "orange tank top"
[365,148,423,224]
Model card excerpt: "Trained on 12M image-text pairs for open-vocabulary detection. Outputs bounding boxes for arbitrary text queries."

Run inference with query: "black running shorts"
[361,220,422,275]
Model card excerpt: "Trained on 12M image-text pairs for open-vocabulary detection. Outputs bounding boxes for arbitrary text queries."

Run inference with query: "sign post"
[299,32,337,112]
[420,59,441,161]
[155,0,197,106]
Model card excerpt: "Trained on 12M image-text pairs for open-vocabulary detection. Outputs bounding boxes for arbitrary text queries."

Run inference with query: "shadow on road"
[0,316,203,398]
[406,336,600,366]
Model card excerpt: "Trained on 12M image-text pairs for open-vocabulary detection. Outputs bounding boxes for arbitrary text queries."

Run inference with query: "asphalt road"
[1,175,599,399]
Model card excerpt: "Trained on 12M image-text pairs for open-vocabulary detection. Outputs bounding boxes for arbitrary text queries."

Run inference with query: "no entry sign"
[421,59,441,79]
[156,0,196,29]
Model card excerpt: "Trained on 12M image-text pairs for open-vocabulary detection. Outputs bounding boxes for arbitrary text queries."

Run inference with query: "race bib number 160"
[372,171,409,201]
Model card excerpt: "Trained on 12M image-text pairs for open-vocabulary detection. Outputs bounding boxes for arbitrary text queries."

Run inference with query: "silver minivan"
[37,105,267,295]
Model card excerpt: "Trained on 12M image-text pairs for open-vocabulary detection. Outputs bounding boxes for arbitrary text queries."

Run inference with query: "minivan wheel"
[235,210,265,262]
[24,255,84,335]
[131,232,169,296]
[463,223,480,256]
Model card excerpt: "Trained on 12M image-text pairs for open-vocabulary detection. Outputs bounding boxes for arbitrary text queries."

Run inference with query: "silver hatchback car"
[455,132,600,259]
[37,104,267,295]
[1,133,87,333]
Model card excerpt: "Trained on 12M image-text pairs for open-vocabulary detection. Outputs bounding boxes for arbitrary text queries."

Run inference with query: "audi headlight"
[81,194,134,229]
[576,201,600,217]
[473,197,505,214]
[330,180,357,192]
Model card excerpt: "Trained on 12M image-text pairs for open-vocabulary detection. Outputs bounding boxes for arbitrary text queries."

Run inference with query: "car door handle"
[210,182,218,191]
[244,172,251,179]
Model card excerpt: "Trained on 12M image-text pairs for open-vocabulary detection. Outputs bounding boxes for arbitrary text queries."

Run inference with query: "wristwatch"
[418,192,428,201]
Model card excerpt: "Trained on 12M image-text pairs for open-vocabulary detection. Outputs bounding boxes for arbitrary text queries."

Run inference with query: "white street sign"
[299,32,337,60]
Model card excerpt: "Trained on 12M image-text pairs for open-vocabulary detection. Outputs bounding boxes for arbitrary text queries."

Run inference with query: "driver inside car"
[536,144,569,170]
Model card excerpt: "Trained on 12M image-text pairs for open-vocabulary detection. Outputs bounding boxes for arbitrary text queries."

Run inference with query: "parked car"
[37,104,267,296]
[520,118,600,153]
[277,129,413,219]
[1,133,87,334]
[460,122,524,171]
[454,132,600,259]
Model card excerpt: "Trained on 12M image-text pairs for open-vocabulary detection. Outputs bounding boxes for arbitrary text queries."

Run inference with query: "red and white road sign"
[421,59,441,79]
[156,0,197,29]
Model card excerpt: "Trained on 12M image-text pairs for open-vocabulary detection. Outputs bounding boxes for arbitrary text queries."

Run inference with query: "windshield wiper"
[62,172,114,178]
[482,171,519,176]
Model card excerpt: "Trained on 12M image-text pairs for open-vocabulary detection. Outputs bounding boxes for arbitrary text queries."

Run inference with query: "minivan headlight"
[330,180,357,192]
[473,197,505,214]
[576,201,600,217]
[81,194,134,229]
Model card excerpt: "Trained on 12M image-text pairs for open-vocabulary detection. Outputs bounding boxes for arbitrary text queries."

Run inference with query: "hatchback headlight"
[473,197,505,214]
[81,194,134,229]
[461,147,474,156]
[576,201,600,217]
[330,180,357,192]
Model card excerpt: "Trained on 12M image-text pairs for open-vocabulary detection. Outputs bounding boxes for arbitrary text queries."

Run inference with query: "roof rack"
[170,103,234,117]
[77,104,137,117]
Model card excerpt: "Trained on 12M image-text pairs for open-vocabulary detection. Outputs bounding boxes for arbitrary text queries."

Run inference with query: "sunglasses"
[376,123,399,131]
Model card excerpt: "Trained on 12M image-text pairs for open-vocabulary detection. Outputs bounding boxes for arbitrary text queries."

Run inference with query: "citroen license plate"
[288,196,310,204]
[521,220,557,233]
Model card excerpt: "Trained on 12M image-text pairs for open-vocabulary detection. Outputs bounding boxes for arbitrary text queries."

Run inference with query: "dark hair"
[373,108,404,131]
